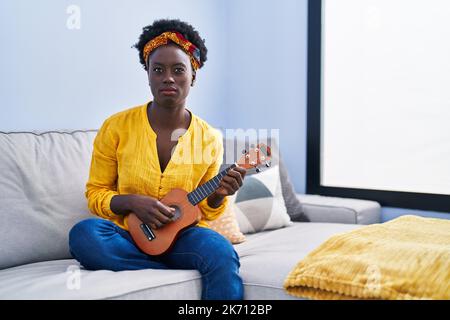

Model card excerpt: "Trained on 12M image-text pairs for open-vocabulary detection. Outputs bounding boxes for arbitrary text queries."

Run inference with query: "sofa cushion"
[297,194,381,225]
[233,165,292,233]
[0,222,361,299]
[0,259,202,299]
[279,156,307,222]
[0,131,97,269]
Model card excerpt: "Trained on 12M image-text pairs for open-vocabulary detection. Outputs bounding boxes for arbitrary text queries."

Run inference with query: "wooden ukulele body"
[127,188,201,256]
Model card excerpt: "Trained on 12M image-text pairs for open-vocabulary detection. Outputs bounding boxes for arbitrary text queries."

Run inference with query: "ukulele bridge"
[140,223,156,241]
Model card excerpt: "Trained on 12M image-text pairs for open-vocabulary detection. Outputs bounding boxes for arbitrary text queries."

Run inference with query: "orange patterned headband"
[143,31,201,71]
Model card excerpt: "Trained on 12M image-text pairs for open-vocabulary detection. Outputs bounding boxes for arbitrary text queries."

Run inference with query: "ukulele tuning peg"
[255,167,261,173]
[242,149,247,154]
[265,162,271,167]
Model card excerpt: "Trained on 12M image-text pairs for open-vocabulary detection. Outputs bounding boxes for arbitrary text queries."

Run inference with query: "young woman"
[69,19,246,300]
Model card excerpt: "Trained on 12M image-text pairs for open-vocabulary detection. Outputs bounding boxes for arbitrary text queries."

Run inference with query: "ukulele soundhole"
[170,205,182,221]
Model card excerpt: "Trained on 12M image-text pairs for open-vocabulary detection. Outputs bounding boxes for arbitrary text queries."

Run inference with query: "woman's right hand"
[110,194,175,229]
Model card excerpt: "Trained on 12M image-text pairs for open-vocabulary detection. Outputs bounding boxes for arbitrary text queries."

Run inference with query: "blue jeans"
[68,218,243,300]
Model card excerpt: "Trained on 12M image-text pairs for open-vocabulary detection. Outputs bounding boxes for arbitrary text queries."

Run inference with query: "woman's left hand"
[214,166,246,197]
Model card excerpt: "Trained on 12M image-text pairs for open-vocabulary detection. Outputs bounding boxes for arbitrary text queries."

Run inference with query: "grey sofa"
[0,130,381,299]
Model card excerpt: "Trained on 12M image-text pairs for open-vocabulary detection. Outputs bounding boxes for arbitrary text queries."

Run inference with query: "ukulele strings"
[162,146,268,221]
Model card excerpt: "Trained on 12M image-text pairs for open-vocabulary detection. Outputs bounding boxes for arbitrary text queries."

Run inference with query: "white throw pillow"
[232,165,292,234]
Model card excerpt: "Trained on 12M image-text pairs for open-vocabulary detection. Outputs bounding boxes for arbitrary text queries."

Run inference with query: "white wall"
[223,0,308,193]
[0,0,229,130]
[0,0,309,193]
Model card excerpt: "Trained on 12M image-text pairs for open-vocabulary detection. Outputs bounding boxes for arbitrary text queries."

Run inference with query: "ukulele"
[128,143,272,255]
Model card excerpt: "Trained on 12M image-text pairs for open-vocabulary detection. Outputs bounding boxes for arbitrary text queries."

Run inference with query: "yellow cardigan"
[85,102,228,231]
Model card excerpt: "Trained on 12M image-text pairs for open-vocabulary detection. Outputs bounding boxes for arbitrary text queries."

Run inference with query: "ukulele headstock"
[236,143,272,172]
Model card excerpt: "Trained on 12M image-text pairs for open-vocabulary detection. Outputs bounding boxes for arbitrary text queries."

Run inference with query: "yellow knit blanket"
[284,215,450,299]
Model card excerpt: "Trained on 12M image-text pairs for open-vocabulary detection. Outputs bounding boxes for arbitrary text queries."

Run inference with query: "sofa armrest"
[296,194,381,225]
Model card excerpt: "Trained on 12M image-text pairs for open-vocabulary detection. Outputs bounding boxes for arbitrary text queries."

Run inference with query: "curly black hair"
[133,19,207,71]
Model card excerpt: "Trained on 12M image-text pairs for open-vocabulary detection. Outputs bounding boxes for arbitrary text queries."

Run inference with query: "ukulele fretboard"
[187,163,237,206]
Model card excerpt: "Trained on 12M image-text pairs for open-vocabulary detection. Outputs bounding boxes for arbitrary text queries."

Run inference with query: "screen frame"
[306,0,450,212]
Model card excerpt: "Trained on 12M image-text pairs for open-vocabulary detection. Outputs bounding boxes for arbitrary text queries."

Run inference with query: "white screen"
[321,0,450,195]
